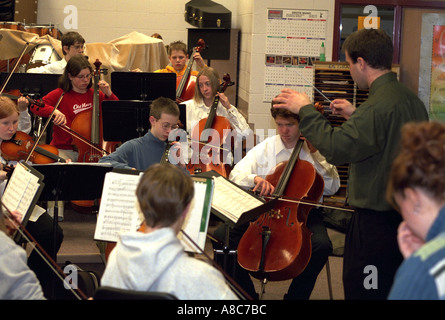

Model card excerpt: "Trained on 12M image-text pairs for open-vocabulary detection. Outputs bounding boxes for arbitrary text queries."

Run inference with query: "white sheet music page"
[94,171,143,242]
[2,162,40,222]
[179,178,213,253]
[211,176,263,223]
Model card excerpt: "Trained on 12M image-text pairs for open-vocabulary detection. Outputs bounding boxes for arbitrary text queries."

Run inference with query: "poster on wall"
[419,13,445,122]
[263,9,328,102]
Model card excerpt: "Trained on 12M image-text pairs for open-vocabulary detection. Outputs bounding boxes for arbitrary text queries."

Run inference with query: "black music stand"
[33,163,113,255]
[102,100,151,142]
[0,72,60,97]
[195,170,274,278]
[32,162,112,299]
[110,72,176,101]
[1,72,60,143]
[102,100,187,142]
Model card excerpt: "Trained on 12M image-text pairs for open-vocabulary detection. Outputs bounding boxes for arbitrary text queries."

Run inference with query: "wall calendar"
[263,9,328,102]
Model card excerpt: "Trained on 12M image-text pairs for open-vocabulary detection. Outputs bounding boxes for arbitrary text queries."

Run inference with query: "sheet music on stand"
[94,170,144,243]
[2,162,45,243]
[211,176,264,224]
[94,170,214,254]
[195,171,279,228]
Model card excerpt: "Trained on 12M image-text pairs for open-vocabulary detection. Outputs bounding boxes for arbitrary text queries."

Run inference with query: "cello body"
[70,59,119,213]
[237,139,324,281]
[176,74,196,103]
[186,74,234,177]
[175,39,205,103]
[187,115,232,176]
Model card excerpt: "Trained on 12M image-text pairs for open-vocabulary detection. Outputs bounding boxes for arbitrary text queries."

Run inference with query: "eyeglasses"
[75,73,93,80]
[71,44,85,50]
[157,120,179,130]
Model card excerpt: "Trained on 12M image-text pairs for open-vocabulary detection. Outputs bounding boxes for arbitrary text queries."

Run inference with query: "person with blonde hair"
[184,67,249,136]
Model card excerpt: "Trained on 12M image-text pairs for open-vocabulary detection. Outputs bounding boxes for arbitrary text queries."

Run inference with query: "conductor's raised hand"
[272,89,311,115]
[330,99,355,120]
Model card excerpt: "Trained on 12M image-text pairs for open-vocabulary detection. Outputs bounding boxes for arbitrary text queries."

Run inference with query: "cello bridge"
[268,209,283,219]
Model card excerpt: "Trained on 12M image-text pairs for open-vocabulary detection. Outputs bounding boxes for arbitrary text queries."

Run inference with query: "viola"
[175,39,205,103]
[1,131,66,164]
[186,73,234,177]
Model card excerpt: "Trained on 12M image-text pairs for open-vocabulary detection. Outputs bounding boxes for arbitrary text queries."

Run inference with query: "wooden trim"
[332,0,445,62]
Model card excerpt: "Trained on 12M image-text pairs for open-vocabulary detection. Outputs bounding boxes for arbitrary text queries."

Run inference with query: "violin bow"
[0,42,30,96]
[25,93,65,163]
[36,92,110,157]
[0,200,89,300]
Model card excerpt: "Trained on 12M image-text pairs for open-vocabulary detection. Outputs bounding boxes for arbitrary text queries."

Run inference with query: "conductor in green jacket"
[273,28,429,300]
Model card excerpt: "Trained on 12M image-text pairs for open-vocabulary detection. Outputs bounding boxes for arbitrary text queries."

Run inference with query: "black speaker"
[0,0,15,21]
[187,28,231,60]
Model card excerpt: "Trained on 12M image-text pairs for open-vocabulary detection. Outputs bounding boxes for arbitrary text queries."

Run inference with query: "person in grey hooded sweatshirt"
[100,163,238,300]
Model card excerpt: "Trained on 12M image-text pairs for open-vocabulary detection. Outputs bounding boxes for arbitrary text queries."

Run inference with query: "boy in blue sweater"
[99,97,184,170]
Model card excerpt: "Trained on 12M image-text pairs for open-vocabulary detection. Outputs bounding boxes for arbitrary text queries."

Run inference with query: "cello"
[186,73,234,177]
[237,136,324,283]
[69,59,118,213]
[175,39,205,103]
[71,59,118,162]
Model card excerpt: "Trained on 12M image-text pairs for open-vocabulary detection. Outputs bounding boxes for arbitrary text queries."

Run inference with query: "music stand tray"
[32,163,113,202]
[0,72,60,97]
[102,100,187,142]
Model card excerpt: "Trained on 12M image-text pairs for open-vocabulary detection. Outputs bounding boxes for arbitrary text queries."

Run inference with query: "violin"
[186,73,234,177]
[0,89,45,109]
[1,131,66,164]
[176,39,205,103]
